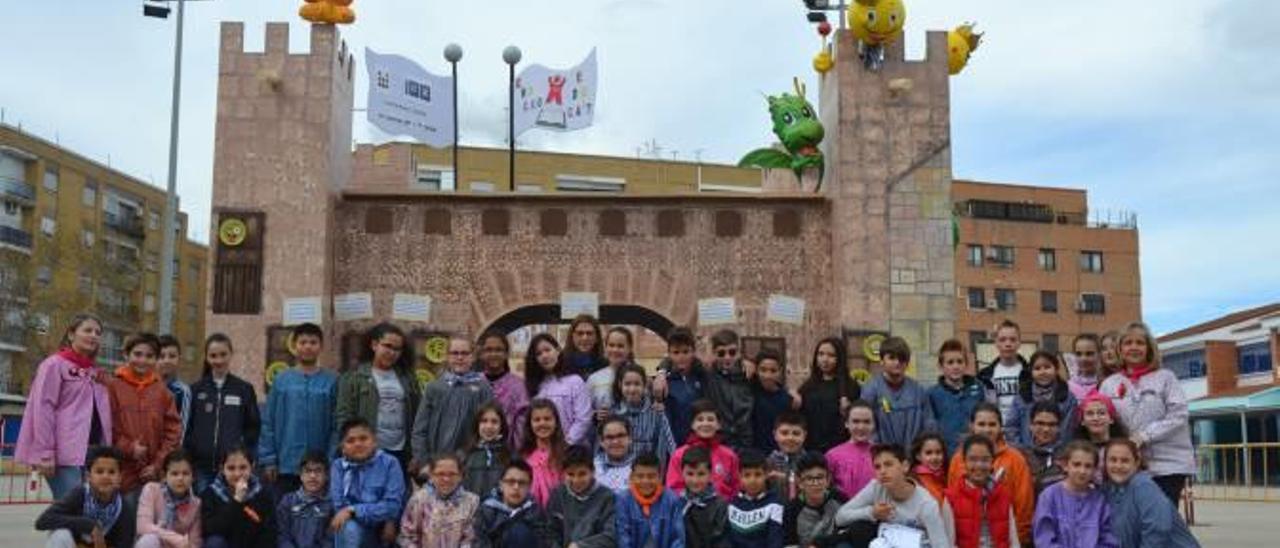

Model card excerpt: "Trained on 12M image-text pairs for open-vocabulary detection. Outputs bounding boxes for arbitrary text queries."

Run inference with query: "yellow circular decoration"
[218,218,248,247]
[863,334,886,362]
[851,368,872,385]
[422,336,449,364]
[415,368,434,388]
[285,332,299,357]
[265,361,289,388]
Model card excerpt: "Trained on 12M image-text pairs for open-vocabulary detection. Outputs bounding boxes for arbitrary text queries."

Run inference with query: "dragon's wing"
[738,148,793,169]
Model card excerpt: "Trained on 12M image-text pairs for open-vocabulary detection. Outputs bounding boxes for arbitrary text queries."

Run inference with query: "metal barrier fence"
[0,418,52,505]
[1194,442,1280,502]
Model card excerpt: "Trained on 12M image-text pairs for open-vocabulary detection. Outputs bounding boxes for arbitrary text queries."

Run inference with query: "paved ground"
[0,498,1272,546]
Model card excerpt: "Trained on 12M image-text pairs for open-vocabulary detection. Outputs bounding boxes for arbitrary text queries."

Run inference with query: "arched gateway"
[206,22,956,392]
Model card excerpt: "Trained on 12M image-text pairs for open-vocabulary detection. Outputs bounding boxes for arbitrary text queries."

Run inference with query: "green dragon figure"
[738,78,825,190]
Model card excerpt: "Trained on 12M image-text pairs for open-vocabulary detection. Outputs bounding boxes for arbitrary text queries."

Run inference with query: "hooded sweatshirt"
[546,481,617,548]
[1033,482,1119,548]
[927,375,991,454]
[683,485,728,548]
[978,355,1032,439]
[859,373,936,449]
[1101,472,1200,548]
[413,370,495,461]
[108,367,182,493]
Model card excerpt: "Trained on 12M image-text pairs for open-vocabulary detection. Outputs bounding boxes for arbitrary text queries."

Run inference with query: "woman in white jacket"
[1098,321,1195,507]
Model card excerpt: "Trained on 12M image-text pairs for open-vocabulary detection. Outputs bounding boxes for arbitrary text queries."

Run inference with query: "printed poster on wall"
[560,292,600,319]
[333,292,374,321]
[392,293,432,323]
[766,294,806,325]
[697,297,736,326]
[282,297,323,326]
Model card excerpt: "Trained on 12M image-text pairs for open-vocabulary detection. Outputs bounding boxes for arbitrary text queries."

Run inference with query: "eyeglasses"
[800,474,829,484]
[716,348,738,358]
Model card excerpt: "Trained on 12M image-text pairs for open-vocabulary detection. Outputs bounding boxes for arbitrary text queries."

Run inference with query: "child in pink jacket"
[136,450,202,548]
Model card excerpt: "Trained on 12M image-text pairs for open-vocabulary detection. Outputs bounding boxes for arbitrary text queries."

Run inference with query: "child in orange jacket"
[947,402,1034,546]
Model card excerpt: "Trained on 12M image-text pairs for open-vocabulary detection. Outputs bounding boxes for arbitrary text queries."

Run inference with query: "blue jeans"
[335,520,382,548]
[46,466,82,501]
[203,536,230,548]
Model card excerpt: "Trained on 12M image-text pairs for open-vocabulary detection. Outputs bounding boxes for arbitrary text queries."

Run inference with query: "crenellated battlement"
[218,22,354,84]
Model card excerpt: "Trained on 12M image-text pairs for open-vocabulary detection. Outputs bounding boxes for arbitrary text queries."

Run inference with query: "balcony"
[0,225,33,252]
[104,212,146,240]
[0,176,36,205]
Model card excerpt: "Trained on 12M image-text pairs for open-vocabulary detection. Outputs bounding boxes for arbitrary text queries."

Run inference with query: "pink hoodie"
[16,352,113,466]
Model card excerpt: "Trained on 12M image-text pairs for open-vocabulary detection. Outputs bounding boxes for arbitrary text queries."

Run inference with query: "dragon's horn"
[793,77,806,99]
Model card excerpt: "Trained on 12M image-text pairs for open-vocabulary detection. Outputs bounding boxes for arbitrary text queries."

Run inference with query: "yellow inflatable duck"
[947,23,983,75]
[847,0,906,47]
[300,0,355,25]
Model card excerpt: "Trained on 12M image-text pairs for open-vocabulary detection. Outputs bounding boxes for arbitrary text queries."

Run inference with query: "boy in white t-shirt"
[977,319,1031,440]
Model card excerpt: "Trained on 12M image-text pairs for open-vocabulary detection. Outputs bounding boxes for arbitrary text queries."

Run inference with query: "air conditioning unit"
[986,299,999,310]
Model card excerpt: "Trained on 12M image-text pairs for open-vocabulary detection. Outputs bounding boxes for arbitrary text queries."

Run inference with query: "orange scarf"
[116,366,158,389]
[629,483,663,517]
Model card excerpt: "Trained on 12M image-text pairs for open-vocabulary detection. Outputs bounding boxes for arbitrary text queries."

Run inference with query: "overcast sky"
[2,0,1277,334]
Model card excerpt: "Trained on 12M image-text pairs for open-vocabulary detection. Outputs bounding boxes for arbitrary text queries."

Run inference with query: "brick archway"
[481,303,676,340]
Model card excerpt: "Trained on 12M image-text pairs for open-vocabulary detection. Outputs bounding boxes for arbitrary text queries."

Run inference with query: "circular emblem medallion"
[218,218,248,247]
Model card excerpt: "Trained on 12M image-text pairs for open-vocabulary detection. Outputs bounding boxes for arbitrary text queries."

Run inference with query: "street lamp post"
[443,44,463,189]
[502,45,521,192]
[154,0,187,334]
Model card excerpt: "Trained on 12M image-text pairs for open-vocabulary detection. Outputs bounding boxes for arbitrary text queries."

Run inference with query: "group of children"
[26,313,1199,547]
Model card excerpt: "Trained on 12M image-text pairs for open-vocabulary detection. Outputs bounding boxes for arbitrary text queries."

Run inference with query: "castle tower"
[206,22,354,390]
[820,31,956,379]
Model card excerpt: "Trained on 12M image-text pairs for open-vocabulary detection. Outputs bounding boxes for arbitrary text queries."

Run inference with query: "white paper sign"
[365,48,455,148]
[514,49,598,136]
[282,297,323,326]
[333,292,373,321]
[391,293,432,322]
[767,294,806,325]
[560,292,600,319]
[697,298,736,326]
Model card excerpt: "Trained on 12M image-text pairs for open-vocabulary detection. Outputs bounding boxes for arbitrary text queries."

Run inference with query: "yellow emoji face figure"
[947,23,983,75]
[848,0,906,47]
